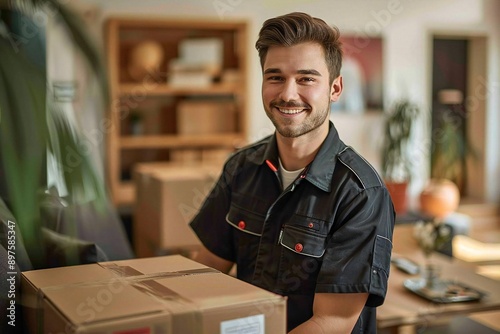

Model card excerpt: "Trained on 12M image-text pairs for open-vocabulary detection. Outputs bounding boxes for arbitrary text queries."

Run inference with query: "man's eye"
[299,77,315,83]
[267,76,284,81]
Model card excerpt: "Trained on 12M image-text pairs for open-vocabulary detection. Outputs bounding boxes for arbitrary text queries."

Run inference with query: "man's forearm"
[288,314,354,334]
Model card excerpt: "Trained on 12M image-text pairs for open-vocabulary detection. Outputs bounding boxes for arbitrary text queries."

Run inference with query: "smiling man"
[190,12,395,333]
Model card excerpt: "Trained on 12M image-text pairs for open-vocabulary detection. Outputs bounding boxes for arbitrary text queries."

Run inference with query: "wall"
[64,0,499,205]
[483,0,500,203]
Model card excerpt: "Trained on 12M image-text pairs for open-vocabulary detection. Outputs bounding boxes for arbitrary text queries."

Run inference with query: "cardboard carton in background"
[176,100,236,135]
[133,163,220,257]
[22,255,287,334]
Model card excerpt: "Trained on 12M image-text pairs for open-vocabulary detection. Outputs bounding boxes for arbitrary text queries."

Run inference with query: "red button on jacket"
[238,220,246,229]
[295,243,303,252]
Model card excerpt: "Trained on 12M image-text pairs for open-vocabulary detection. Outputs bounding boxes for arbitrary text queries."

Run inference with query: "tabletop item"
[404,277,486,303]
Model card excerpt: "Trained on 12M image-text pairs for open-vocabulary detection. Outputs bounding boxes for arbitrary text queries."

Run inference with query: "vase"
[385,181,408,215]
[419,178,460,219]
[127,40,164,81]
[130,122,143,136]
[421,259,442,289]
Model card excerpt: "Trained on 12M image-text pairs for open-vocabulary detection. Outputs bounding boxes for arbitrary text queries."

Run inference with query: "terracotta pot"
[385,181,408,216]
[419,179,460,219]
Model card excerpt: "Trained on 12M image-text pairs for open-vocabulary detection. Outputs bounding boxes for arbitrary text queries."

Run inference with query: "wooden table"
[377,224,500,333]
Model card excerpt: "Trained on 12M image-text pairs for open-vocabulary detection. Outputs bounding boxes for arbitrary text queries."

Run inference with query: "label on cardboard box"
[220,314,264,334]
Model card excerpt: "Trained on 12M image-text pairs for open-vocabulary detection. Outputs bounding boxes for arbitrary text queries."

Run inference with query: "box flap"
[22,263,115,288]
[41,281,166,325]
[154,274,282,310]
[103,255,206,275]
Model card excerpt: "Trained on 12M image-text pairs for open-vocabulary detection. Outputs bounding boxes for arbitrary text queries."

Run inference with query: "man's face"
[261,42,342,138]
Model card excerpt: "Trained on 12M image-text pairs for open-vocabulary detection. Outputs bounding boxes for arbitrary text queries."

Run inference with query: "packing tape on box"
[34,264,220,333]
[103,263,219,333]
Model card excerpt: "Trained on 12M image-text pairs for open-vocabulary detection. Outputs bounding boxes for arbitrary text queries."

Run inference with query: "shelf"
[109,17,247,30]
[119,83,241,97]
[120,134,244,149]
[105,17,248,206]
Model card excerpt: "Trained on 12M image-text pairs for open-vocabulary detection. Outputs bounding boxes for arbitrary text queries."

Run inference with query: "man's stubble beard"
[265,97,331,138]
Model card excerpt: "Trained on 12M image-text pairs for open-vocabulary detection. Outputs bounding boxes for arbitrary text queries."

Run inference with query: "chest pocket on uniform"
[279,216,328,258]
[226,203,264,236]
[225,202,265,280]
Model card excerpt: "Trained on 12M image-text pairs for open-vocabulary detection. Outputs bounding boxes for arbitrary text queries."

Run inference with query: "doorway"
[430,35,487,200]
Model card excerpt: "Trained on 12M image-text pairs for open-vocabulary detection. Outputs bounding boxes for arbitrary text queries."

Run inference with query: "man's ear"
[330,76,343,102]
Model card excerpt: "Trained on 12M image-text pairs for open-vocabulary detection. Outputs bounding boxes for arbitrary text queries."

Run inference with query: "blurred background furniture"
[378,224,500,334]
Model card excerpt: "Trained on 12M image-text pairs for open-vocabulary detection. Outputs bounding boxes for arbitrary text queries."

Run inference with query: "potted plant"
[430,89,477,193]
[381,99,421,215]
[0,1,133,270]
[418,89,477,219]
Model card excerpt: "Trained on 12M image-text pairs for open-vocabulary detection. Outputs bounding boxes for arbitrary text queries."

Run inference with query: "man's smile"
[276,107,306,115]
[272,101,310,116]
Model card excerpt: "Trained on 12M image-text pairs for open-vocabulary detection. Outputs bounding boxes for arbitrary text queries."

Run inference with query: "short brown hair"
[255,12,343,84]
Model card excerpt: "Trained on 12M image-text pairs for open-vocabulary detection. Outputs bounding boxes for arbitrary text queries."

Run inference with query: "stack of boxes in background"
[168,38,223,88]
[132,37,237,257]
[170,37,237,166]
[133,163,221,258]
[173,98,236,165]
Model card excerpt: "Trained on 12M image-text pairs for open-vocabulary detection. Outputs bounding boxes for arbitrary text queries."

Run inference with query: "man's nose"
[279,80,299,102]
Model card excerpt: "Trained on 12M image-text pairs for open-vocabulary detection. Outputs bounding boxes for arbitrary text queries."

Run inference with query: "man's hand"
[289,292,369,334]
[193,245,234,274]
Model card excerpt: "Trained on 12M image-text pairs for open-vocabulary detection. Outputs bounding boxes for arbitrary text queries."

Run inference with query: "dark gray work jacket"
[190,121,395,333]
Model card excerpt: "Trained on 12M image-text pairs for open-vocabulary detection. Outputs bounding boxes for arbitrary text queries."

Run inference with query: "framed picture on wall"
[331,36,383,114]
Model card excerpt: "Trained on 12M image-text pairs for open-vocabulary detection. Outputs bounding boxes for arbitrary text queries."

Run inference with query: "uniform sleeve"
[189,163,236,262]
[315,186,395,307]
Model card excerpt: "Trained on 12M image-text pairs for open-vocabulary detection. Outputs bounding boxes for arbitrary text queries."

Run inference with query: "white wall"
[483,0,500,203]
[71,0,500,205]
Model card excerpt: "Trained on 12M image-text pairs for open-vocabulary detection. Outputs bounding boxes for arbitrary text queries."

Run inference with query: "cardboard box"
[133,163,221,257]
[169,149,201,165]
[22,255,287,334]
[176,100,236,135]
[169,149,233,166]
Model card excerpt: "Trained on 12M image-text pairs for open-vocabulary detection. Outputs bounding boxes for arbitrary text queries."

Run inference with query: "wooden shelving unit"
[105,17,248,205]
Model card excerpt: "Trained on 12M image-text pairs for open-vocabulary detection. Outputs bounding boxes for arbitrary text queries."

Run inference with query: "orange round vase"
[419,179,460,219]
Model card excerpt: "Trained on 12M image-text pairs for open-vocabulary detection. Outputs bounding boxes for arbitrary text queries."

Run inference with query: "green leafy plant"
[0,0,110,267]
[431,106,478,192]
[381,100,421,183]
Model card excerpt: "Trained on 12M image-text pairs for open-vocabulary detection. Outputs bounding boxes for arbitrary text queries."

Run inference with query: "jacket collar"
[260,121,347,192]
